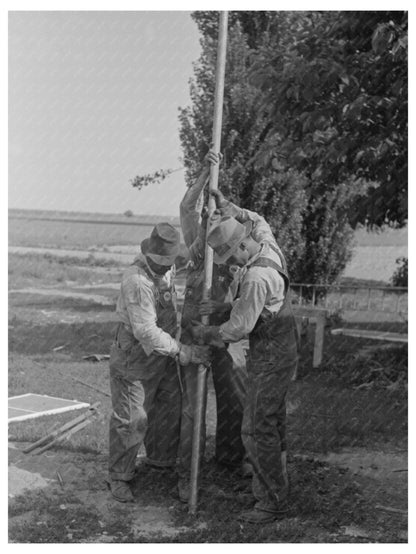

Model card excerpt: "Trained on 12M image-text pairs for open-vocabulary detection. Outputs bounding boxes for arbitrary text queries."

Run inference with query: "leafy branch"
[130,168,174,191]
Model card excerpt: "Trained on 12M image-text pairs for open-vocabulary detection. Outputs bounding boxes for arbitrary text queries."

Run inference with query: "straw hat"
[207,215,253,264]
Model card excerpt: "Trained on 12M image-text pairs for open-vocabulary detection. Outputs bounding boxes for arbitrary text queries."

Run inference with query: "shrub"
[391,256,408,287]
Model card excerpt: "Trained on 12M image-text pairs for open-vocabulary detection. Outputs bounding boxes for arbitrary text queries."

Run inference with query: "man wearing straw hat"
[177,152,280,502]
[107,222,211,503]
[191,200,298,523]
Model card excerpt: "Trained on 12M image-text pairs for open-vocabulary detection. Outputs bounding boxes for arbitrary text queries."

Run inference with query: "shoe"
[177,478,190,503]
[136,455,175,471]
[238,503,289,524]
[106,479,134,503]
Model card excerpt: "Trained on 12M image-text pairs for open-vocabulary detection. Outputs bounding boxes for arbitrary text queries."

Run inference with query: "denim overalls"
[178,262,247,475]
[108,260,181,482]
[242,246,298,509]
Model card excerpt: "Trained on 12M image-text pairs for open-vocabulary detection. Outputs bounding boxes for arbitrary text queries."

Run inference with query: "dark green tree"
[251,11,408,228]
[179,10,407,284]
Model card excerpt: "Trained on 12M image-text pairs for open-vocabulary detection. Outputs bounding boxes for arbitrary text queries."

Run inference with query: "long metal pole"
[188,11,228,515]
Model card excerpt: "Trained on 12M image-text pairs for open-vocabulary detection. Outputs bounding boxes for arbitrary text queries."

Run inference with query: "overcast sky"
[9,11,201,215]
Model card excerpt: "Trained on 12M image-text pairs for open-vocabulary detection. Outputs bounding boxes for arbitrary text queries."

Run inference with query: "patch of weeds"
[9,488,80,518]
[9,503,103,543]
[287,372,407,453]
[8,320,116,357]
[290,457,367,531]
[9,252,121,289]
[325,343,408,388]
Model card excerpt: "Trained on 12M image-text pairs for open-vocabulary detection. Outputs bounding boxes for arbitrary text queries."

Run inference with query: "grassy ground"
[9,209,407,285]
[9,252,122,289]
[8,249,408,543]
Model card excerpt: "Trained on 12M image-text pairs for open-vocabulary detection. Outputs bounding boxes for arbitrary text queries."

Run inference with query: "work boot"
[238,501,289,524]
[107,479,134,503]
[177,478,190,504]
[138,455,175,471]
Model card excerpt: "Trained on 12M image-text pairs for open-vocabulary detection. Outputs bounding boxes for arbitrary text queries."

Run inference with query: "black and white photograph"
[7,4,409,545]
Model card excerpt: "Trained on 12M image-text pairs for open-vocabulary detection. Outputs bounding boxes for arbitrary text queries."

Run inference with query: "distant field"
[8,209,408,283]
[9,209,407,247]
[9,208,180,227]
[8,217,158,249]
[9,209,182,249]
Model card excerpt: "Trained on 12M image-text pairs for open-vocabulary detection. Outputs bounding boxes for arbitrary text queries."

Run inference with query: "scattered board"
[8,394,90,423]
[331,328,408,343]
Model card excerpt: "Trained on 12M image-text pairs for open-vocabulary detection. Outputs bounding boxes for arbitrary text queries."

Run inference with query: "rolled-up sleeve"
[180,176,207,248]
[219,270,269,342]
[122,275,180,357]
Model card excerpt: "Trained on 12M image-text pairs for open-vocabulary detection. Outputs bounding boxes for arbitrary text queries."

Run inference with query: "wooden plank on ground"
[331,328,408,343]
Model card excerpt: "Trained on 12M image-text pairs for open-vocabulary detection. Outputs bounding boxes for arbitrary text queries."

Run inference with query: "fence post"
[353,287,358,309]
[366,288,371,310]
[298,285,303,306]
[380,289,385,312]
[313,311,326,368]
[395,292,401,313]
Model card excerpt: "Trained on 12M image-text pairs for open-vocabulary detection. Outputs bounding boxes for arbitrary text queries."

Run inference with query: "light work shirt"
[219,242,286,343]
[115,253,180,357]
[180,178,281,261]
[180,179,286,339]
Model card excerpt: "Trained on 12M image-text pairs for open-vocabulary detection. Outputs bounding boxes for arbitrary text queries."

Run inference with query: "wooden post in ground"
[188,11,228,515]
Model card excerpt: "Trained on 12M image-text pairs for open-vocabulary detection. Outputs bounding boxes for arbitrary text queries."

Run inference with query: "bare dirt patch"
[8,443,207,542]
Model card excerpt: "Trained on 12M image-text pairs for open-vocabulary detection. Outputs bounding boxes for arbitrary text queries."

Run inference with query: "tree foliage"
[391,257,408,287]
[251,11,408,228]
[179,10,407,284]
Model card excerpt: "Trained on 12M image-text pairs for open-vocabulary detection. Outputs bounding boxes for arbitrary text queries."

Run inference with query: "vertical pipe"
[188,11,228,515]
[366,288,371,310]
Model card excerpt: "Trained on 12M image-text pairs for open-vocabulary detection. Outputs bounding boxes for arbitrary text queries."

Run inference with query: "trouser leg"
[211,345,247,467]
[177,362,207,478]
[144,358,182,467]
[108,374,146,482]
[242,364,293,507]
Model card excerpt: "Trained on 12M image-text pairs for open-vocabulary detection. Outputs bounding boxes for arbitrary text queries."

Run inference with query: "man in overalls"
[178,153,281,501]
[107,222,211,503]
[191,206,298,523]
[177,151,247,502]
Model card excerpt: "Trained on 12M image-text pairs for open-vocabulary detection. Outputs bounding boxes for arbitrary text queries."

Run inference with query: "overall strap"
[251,256,290,292]
[268,243,289,272]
